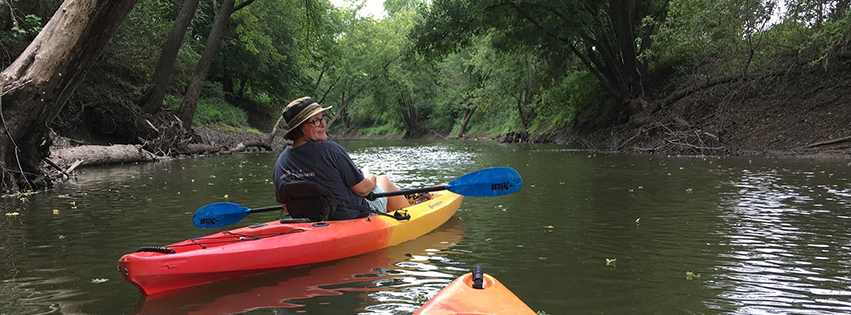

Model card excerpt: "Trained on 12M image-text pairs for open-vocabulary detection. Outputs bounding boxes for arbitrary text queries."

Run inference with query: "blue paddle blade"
[445,167,522,197]
[193,202,251,228]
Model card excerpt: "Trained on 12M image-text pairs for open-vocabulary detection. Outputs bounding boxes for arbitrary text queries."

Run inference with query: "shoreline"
[48,127,849,172]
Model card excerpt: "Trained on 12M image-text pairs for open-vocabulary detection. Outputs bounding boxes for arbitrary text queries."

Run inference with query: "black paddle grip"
[368,185,447,200]
[472,265,484,289]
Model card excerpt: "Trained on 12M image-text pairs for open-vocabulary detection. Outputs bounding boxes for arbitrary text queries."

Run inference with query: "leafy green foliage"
[193,97,249,126]
[8,0,846,140]
[191,82,249,126]
[0,14,42,51]
[106,0,184,75]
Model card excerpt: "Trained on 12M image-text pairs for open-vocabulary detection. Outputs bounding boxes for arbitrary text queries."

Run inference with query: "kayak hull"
[414,271,535,315]
[119,191,463,296]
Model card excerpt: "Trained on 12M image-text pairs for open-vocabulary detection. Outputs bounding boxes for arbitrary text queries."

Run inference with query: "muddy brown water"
[1,140,850,314]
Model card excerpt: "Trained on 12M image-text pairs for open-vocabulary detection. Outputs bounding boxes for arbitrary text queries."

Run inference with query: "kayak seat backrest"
[278,180,336,222]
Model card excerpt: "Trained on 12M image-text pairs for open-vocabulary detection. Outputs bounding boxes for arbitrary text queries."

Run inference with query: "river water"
[1,139,850,314]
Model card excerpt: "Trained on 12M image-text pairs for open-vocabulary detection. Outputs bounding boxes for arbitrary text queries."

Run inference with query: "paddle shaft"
[247,185,446,213]
[247,205,284,214]
[369,185,446,200]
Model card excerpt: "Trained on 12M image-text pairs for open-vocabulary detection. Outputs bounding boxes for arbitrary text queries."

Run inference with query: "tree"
[0,0,137,192]
[137,0,202,114]
[413,0,667,117]
[177,0,255,128]
[323,15,404,130]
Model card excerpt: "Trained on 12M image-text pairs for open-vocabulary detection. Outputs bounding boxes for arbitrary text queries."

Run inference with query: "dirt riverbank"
[539,59,851,160]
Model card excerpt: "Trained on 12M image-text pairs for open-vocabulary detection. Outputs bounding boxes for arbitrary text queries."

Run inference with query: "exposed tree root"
[807,135,851,148]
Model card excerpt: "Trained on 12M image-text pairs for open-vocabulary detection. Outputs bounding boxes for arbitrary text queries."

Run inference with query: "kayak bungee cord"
[138,229,307,253]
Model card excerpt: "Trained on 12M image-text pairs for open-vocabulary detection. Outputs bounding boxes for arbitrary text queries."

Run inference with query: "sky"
[328,0,387,19]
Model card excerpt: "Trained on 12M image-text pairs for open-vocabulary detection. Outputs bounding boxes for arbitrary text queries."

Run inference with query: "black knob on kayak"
[472,265,484,289]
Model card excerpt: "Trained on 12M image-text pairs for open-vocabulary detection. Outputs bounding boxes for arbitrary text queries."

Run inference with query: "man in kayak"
[273,96,410,220]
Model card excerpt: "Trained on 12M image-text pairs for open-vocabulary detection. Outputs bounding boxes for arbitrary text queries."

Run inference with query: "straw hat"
[282,96,332,140]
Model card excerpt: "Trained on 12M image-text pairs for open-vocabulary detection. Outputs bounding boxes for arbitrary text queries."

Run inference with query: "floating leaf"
[606,258,617,266]
[223,194,229,199]
[686,271,701,280]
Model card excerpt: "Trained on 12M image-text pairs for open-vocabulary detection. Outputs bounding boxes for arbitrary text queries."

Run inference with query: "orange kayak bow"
[414,266,535,315]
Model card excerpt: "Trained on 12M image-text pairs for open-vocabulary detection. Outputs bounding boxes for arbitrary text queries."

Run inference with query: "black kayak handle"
[472,265,484,289]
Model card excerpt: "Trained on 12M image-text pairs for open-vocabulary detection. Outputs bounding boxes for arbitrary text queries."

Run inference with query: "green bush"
[360,123,403,136]
[193,97,249,126]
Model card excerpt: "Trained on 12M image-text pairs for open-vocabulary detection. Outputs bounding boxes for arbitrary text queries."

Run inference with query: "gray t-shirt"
[273,141,369,220]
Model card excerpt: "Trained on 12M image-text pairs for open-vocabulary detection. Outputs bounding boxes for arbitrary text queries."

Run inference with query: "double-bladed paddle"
[192,167,522,228]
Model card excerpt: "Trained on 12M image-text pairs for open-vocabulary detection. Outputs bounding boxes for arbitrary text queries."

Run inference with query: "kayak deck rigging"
[153,226,309,252]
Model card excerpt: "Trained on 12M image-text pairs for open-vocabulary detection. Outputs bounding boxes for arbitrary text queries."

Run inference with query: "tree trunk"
[327,96,354,130]
[138,0,201,114]
[176,0,255,128]
[237,77,247,97]
[457,106,476,138]
[399,90,425,138]
[0,0,137,192]
[518,53,533,130]
[177,0,236,128]
[327,85,369,129]
[516,95,528,130]
[610,0,648,113]
[265,115,283,146]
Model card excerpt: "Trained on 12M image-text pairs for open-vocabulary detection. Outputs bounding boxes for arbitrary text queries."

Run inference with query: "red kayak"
[119,191,463,296]
[414,266,535,315]
[134,220,465,314]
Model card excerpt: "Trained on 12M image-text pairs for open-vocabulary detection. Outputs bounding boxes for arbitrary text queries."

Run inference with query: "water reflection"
[714,167,851,314]
[346,141,479,187]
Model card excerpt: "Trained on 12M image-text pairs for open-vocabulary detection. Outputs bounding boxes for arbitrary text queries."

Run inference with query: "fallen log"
[51,145,156,168]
